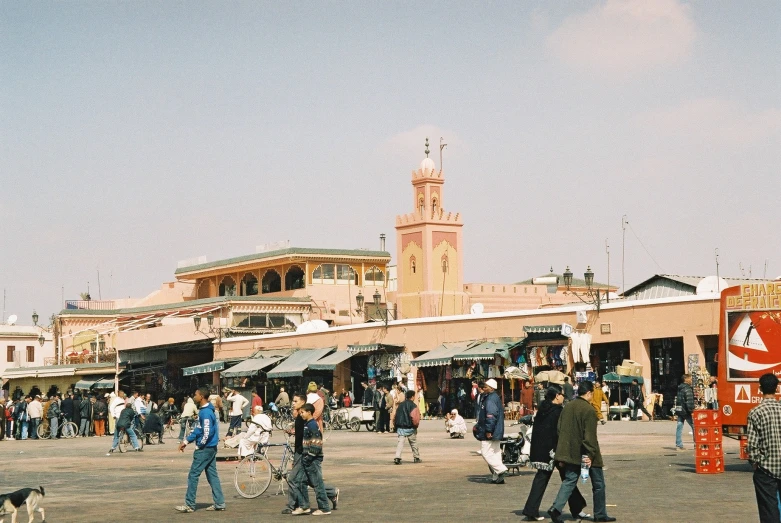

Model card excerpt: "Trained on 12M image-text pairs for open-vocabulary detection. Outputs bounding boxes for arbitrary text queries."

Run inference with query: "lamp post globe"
[563,266,573,290]
[206,313,215,329]
[584,266,594,289]
[32,310,39,326]
[193,315,202,331]
[355,291,364,310]
[373,289,381,308]
[38,334,45,347]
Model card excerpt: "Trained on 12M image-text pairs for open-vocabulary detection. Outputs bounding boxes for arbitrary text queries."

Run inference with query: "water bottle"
[580,455,590,484]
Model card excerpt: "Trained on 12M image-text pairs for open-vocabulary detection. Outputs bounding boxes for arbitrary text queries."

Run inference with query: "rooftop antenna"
[97,266,102,300]
[715,248,720,292]
[439,137,447,172]
[606,239,610,303]
[764,259,768,279]
[621,215,628,294]
[2,288,5,324]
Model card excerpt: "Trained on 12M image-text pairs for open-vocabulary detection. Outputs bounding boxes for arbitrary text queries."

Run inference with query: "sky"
[1,1,779,324]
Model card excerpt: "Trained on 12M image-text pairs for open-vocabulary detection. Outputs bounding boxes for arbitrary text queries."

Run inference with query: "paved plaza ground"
[0,418,761,522]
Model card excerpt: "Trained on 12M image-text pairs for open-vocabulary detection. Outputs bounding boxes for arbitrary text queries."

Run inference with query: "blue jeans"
[675,413,694,448]
[20,420,29,440]
[227,415,242,436]
[286,452,337,510]
[301,455,329,511]
[30,418,40,439]
[49,417,59,439]
[185,447,225,510]
[79,418,89,436]
[178,417,194,441]
[111,427,141,450]
[552,465,608,520]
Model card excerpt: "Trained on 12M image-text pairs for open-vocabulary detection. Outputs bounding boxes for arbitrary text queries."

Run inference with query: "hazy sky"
[1,1,779,324]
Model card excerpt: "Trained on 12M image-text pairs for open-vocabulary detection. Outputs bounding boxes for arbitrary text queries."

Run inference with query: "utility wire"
[628,222,664,272]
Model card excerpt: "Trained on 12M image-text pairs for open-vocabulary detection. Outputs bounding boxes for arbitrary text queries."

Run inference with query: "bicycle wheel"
[273,414,288,431]
[147,432,159,445]
[118,431,129,453]
[349,417,361,432]
[234,453,272,499]
[134,428,145,450]
[37,424,50,439]
[61,422,78,439]
[166,421,178,439]
[323,421,333,441]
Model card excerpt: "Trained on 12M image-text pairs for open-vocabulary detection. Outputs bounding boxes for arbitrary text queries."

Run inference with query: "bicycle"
[37,414,78,439]
[273,406,294,431]
[168,416,195,440]
[116,425,145,452]
[234,436,294,499]
[330,408,350,430]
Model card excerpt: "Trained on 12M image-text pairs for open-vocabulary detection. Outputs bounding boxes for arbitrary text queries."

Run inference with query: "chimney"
[379,233,386,251]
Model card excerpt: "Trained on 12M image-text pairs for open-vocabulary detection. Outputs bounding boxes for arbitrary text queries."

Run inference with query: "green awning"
[74,376,101,389]
[308,350,353,371]
[266,348,335,378]
[602,372,644,385]
[221,356,287,378]
[183,360,231,376]
[523,325,563,334]
[92,377,116,389]
[411,342,472,368]
[453,341,517,361]
[347,343,405,354]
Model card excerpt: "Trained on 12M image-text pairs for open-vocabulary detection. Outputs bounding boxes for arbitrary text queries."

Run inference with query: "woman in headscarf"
[521,385,589,522]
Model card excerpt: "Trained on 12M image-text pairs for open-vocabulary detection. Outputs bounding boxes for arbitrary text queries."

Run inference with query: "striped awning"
[74,376,108,390]
[452,341,517,361]
[347,344,405,354]
[523,325,563,334]
[411,342,472,368]
[183,360,231,376]
[221,357,287,378]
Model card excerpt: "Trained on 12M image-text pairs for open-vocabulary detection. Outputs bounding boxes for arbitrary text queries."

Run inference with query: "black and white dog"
[0,486,45,523]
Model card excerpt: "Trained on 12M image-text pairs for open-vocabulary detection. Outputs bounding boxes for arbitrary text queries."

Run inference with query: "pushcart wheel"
[366,421,376,432]
[349,417,361,432]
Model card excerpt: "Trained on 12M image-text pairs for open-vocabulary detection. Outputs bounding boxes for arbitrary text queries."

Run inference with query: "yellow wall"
[432,241,460,315]
[401,243,424,294]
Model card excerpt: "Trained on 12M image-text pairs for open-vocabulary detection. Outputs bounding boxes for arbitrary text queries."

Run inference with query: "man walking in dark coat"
[61,393,74,423]
[393,390,421,465]
[548,381,615,523]
[522,385,589,521]
[675,373,696,450]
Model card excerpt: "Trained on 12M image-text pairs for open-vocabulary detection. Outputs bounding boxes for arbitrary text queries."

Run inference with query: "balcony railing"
[46,352,118,366]
[64,300,116,310]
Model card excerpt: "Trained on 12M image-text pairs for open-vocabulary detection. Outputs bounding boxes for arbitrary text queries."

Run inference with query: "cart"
[332,405,376,432]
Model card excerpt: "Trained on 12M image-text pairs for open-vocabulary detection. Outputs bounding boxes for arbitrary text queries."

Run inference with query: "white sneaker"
[291,508,311,515]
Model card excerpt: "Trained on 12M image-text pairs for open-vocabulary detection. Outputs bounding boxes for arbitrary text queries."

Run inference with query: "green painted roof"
[4,362,121,373]
[59,295,312,316]
[175,247,391,275]
[515,273,612,289]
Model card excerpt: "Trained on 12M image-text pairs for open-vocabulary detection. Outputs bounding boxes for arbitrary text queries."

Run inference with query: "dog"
[0,486,45,523]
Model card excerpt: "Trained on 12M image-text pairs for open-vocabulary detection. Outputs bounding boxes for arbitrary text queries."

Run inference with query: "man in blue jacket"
[175,387,225,513]
[475,379,507,484]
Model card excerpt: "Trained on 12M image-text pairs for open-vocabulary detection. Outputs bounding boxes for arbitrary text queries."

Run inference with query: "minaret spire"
[424,137,430,158]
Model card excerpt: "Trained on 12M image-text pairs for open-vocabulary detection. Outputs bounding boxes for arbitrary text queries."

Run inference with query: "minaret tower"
[395,138,467,318]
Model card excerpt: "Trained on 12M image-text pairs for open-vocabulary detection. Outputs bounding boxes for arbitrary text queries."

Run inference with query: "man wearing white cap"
[475,379,507,483]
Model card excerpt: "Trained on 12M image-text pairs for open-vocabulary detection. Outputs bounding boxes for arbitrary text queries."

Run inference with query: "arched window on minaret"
[432,197,438,216]
[418,195,425,216]
[410,256,416,274]
[441,254,449,274]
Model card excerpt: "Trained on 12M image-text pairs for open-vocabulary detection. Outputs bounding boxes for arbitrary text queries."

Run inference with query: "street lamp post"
[563,265,603,313]
[356,289,394,327]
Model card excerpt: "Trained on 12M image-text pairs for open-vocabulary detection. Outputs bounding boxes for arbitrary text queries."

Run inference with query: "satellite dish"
[296,321,316,334]
[311,320,329,331]
[696,276,729,295]
[470,303,484,315]
[7,314,17,325]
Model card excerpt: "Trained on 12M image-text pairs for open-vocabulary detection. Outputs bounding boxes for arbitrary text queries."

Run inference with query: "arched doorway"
[262,270,282,294]
[285,265,305,290]
[241,273,258,296]
[218,276,236,297]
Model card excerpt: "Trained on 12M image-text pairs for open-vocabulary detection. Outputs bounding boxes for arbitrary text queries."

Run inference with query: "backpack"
[343,395,352,407]
[410,406,421,428]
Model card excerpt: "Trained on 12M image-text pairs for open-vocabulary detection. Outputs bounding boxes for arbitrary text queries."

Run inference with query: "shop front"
[647,336,684,414]
[220,349,295,407]
[265,347,336,400]
[411,339,523,418]
[520,325,573,376]
[345,344,407,399]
